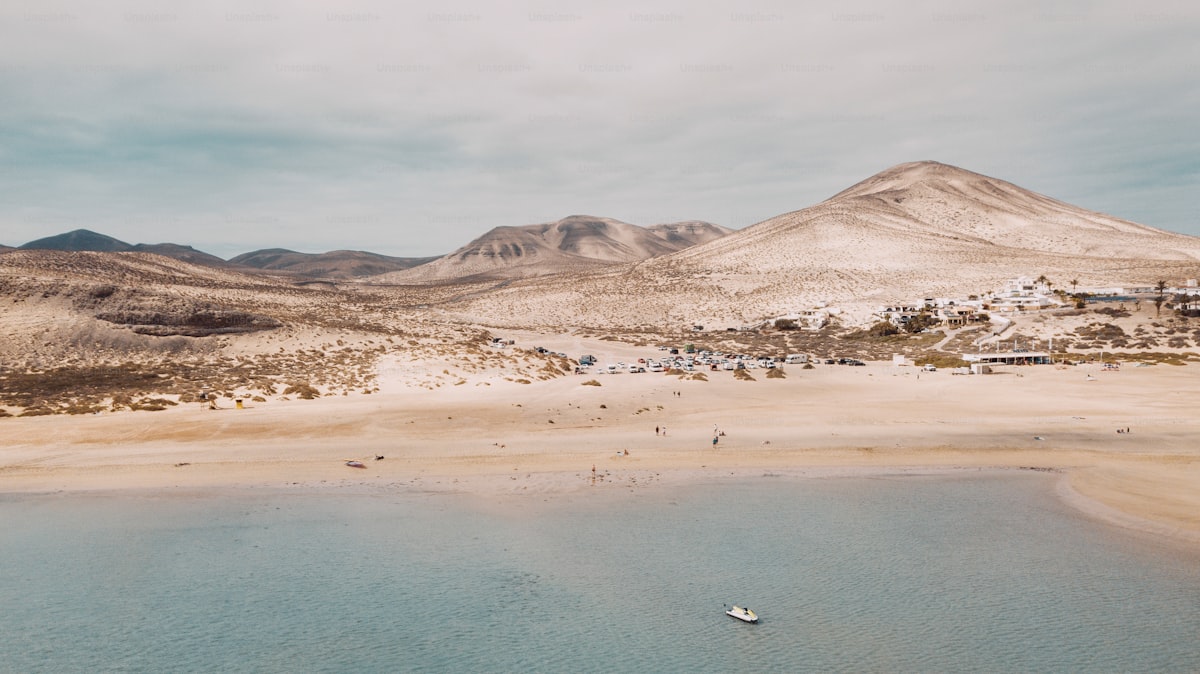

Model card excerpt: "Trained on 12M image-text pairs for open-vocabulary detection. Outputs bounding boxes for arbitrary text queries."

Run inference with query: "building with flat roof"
[963,350,1051,365]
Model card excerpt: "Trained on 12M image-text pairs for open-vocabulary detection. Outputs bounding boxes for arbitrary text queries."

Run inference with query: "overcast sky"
[2,0,1197,257]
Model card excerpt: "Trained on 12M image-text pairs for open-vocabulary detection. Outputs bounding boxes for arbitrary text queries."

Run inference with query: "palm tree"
[1154,279,1168,316]
[1070,278,1079,294]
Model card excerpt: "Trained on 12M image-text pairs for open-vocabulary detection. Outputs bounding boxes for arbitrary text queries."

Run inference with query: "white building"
[984,276,1062,313]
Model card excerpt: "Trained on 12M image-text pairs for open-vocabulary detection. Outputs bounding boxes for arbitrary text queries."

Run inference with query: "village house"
[936,304,980,327]
[982,276,1062,313]
[875,304,925,327]
[776,308,830,331]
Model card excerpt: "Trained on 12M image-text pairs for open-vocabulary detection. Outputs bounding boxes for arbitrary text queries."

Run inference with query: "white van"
[785,354,808,364]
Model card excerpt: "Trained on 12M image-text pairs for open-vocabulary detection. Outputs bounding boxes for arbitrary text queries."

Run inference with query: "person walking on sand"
[655,425,660,436]
[712,435,718,447]
[662,425,667,436]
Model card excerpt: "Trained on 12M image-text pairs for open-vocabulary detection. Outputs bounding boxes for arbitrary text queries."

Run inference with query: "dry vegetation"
[2,246,1199,417]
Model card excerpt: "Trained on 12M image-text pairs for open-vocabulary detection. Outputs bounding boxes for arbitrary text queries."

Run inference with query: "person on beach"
[656,425,660,436]
[712,435,718,447]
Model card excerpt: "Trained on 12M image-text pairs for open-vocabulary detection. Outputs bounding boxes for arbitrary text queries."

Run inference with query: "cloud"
[1,0,1197,256]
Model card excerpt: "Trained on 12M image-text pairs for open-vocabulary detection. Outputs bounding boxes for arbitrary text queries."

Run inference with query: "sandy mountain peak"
[376,214,729,283]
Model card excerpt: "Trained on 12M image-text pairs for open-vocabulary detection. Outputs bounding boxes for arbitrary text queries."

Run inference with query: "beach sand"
[2,360,1198,545]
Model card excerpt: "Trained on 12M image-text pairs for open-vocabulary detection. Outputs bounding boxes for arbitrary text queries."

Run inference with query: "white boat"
[725,605,758,623]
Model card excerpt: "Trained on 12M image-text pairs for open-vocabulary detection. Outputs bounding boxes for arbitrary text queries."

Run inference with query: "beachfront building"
[982,276,1063,313]
[962,350,1051,365]
[877,298,986,329]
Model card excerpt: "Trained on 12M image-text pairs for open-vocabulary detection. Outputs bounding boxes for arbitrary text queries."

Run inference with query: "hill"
[229,248,438,280]
[380,215,730,283]
[17,229,228,267]
[20,229,133,252]
[14,230,434,279]
[432,162,1200,328]
[131,243,229,268]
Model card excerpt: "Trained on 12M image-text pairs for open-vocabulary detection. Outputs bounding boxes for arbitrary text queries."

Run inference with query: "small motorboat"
[725,605,758,623]
[345,460,366,468]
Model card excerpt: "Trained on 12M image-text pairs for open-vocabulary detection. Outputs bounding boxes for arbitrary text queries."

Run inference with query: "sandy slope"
[2,359,1197,546]
[436,162,1200,329]
[379,215,730,282]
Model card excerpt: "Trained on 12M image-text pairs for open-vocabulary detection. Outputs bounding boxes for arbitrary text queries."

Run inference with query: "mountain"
[17,229,227,267]
[229,248,439,279]
[20,229,133,252]
[432,161,1200,328]
[380,215,731,283]
[131,243,229,267]
[13,230,433,279]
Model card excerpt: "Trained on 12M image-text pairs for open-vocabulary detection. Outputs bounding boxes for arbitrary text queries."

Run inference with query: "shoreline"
[6,462,1199,552]
[3,362,1198,546]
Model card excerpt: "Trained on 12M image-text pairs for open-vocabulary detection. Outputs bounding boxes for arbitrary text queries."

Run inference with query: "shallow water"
[2,473,1198,672]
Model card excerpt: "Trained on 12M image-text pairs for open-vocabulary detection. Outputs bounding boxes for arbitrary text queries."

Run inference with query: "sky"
[1,0,1197,258]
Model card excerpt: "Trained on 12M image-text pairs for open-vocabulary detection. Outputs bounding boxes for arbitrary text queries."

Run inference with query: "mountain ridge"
[378,215,732,283]
[432,161,1200,328]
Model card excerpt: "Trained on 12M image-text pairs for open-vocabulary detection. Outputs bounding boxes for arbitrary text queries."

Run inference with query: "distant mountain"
[433,161,1200,328]
[229,248,439,280]
[379,215,731,283]
[13,229,433,279]
[131,243,229,267]
[20,229,132,252]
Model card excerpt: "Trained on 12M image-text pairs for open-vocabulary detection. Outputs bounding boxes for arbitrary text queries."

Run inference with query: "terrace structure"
[963,350,1051,365]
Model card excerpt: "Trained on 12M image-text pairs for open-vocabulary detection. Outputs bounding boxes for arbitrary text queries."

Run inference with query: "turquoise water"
[2,473,1198,672]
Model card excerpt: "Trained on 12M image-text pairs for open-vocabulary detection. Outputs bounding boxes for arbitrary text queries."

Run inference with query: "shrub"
[904,311,939,334]
[581,379,601,386]
[283,383,320,399]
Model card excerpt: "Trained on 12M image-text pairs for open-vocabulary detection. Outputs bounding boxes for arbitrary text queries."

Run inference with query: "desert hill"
[432,162,1200,329]
[14,229,436,279]
[230,248,438,280]
[6,161,1200,416]
[18,229,229,268]
[378,215,730,283]
[20,229,134,253]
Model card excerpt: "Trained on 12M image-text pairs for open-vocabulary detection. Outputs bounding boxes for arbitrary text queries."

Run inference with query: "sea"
[2,472,1198,673]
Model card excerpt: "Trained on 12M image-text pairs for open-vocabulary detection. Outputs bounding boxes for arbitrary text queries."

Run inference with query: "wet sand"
[2,361,1198,544]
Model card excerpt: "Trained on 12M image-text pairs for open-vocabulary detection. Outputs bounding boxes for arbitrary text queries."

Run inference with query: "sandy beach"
[2,355,1198,546]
